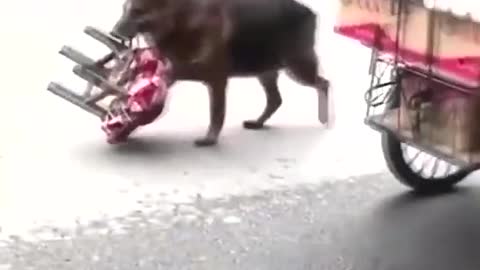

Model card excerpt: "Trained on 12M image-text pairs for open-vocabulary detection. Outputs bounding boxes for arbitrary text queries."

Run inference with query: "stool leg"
[47,82,107,118]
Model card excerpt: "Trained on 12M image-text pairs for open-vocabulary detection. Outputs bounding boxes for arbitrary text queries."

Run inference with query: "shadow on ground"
[2,175,480,269]
[352,184,480,270]
[69,124,329,184]
[80,124,326,160]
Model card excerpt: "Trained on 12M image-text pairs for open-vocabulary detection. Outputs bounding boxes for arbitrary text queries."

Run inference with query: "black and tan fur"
[112,0,331,146]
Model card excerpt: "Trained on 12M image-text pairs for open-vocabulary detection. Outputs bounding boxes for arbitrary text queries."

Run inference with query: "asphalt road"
[3,0,480,269]
[0,0,386,238]
[2,173,480,270]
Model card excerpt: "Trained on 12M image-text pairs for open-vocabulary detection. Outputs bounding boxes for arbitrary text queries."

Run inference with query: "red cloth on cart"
[334,24,480,87]
[101,48,172,144]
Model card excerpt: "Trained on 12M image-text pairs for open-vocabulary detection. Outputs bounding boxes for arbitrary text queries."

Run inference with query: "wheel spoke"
[401,143,460,180]
[416,155,433,176]
[445,164,453,175]
[407,150,423,166]
[429,158,441,179]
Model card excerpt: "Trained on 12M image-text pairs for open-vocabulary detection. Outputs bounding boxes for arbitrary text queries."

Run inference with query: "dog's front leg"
[194,77,227,147]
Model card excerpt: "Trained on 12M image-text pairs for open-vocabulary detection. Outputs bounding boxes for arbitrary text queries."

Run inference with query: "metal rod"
[72,65,126,96]
[85,90,111,104]
[95,52,116,66]
[59,46,96,66]
[47,82,106,118]
[364,115,470,167]
[72,64,106,86]
[84,26,128,54]
[403,67,480,96]
[377,57,480,94]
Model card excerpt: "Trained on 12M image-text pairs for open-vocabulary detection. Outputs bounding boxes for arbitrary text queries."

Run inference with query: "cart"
[335,0,480,192]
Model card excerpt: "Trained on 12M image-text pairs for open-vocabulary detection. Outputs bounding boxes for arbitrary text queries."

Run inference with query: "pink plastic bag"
[101,48,172,144]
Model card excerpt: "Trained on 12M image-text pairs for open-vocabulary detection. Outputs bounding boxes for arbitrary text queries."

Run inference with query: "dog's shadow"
[74,124,328,179]
[349,182,480,270]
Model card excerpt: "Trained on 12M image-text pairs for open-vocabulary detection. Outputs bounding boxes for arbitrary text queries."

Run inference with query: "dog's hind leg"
[243,71,282,129]
[285,49,333,127]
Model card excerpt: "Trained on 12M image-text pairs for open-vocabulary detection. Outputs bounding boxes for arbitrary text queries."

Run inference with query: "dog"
[111,0,332,146]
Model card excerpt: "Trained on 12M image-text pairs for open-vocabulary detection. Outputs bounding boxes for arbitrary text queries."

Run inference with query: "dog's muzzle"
[111,16,138,40]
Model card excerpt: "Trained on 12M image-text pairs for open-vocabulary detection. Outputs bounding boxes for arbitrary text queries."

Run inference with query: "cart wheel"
[381,133,473,193]
[381,83,474,193]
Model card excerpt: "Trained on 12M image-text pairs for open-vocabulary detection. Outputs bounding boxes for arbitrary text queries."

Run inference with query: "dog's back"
[226,0,317,75]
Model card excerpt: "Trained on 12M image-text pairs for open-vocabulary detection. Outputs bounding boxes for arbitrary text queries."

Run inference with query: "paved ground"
[0,0,386,236]
[3,0,480,269]
[3,174,480,270]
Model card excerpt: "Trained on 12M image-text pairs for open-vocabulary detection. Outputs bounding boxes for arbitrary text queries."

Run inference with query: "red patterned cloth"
[334,24,480,87]
[101,48,172,144]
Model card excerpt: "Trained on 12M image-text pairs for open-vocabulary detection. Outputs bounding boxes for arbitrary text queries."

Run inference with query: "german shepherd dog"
[111,0,331,146]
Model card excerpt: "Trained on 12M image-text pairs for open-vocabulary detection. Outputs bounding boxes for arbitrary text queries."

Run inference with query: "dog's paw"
[194,137,218,147]
[318,111,328,125]
[317,91,329,125]
[243,120,264,130]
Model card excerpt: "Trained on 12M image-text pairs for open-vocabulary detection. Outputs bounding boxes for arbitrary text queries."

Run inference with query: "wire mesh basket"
[336,0,480,166]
